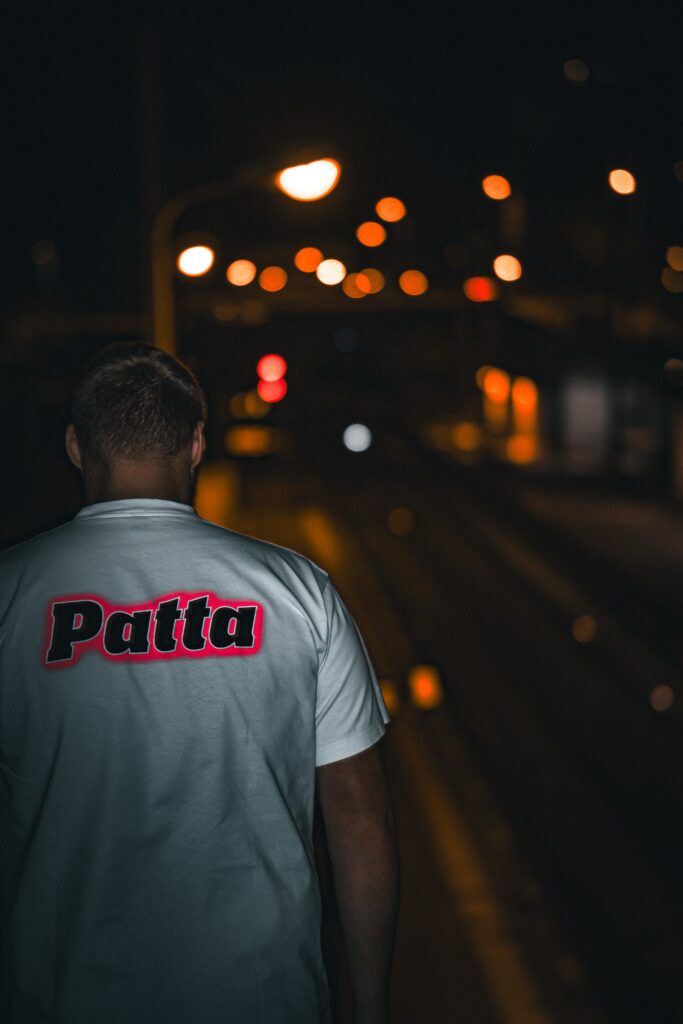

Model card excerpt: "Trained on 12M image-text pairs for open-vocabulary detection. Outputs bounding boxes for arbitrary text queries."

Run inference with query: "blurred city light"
[475,365,495,389]
[316,258,346,285]
[224,425,281,456]
[343,423,372,452]
[661,267,683,293]
[464,276,499,302]
[379,679,400,716]
[243,390,271,418]
[332,326,360,351]
[256,353,287,381]
[399,269,429,295]
[452,422,484,452]
[258,266,287,292]
[572,615,598,643]
[275,158,341,201]
[608,169,636,195]
[356,221,387,247]
[375,196,406,222]
[342,273,369,299]
[387,507,415,536]
[650,685,674,712]
[511,377,538,433]
[505,435,539,464]
[294,247,323,272]
[177,245,215,277]
[482,175,511,200]
[666,246,683,271]
[493,254,523,281]
[563,58,589,83]
[483,368,510,434]
[257,378,288,403]
[359,268,385,293]
[407,665,444,710]
[482,368,511,403]
[227,259,257,286]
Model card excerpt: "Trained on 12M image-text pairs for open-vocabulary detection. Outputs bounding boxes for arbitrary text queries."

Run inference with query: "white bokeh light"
[343,423,372,452]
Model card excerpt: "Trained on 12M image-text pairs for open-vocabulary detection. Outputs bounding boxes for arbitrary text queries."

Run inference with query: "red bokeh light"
[257,378,288,403]
[256,354,287,381]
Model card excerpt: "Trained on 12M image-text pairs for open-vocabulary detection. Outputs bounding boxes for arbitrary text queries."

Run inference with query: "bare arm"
[316,742,399,1024]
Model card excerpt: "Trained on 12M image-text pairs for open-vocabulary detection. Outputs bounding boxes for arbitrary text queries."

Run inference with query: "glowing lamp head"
[177,245,215,277]
[275,158,341,201]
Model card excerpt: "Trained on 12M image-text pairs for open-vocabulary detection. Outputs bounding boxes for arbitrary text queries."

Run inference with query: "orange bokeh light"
[294,247,323,272]
[463,276,499,302]
[493,254,523,281]
[483,368,510,404]
[399,269,428,296]
[482,175,511,200]
[356,221,387,247]
[407,665,444,710]
[227,259,257,286]
[257,378,288,403]
[511,376,537,410]
[375,196,406,222]
[608,169,636,195]
[258,266,287,292]
[359,268,385,293]
[342,274,368,299]
[256,354,287,381]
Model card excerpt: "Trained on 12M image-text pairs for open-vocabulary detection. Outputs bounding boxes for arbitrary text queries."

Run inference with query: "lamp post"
[150,158,341,355]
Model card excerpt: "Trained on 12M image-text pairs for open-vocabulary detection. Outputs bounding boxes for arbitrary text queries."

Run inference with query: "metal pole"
[149,173,259,355]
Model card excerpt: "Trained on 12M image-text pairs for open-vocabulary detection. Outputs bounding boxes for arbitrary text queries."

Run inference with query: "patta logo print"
[44,591,263,668]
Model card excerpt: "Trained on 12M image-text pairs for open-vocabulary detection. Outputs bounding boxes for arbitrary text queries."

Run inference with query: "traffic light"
[256,354,287,403]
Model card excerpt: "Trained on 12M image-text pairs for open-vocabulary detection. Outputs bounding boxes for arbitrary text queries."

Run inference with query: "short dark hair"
[70,342,208,464]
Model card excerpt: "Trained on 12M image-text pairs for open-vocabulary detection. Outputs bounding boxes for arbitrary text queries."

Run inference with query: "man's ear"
[191,422,206,471]
[65,423,83,470]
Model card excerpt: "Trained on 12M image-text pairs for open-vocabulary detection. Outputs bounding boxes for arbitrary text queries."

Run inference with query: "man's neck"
[82,459,193,506]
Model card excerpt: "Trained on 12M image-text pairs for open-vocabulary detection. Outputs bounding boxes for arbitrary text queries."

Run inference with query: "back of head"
[71,342,208,465]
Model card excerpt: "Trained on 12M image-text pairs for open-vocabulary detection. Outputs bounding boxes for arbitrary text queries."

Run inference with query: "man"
[0,342,398,1024]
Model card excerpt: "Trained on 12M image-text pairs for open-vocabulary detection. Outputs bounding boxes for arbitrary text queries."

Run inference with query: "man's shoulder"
[196,517,330,589]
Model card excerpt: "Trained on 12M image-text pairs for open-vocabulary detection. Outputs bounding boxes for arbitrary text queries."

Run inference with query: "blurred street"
[204,439,683,1024]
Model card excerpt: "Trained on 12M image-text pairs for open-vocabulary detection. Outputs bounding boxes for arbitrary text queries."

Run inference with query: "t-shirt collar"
[75,498,197,521]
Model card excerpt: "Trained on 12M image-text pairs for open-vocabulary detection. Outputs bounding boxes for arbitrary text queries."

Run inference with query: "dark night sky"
[3,7,682,313]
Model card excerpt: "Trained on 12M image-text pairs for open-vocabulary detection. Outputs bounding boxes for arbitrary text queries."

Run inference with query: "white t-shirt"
[0,499,389,1024]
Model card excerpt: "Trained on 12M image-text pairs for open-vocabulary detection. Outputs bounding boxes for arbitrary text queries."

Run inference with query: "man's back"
[0,498,388,1023]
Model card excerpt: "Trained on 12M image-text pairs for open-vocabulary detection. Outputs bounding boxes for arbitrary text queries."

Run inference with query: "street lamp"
[151,156,341,354]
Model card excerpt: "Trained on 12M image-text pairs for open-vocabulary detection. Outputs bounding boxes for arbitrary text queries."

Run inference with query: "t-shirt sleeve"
[315,577,390,767]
